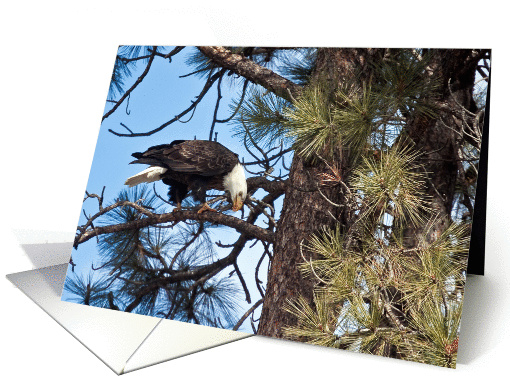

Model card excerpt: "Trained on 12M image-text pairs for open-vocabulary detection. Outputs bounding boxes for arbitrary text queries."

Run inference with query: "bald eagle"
[124,140,247,212]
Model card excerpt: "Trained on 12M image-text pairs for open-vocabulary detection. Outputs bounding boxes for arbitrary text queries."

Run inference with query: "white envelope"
[6,231,251,375]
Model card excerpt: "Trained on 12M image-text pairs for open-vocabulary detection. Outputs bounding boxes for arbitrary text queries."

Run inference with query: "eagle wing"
[132,140,240,176]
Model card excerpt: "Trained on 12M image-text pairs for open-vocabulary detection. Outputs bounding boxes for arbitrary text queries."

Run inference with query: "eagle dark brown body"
[126,140,247,211]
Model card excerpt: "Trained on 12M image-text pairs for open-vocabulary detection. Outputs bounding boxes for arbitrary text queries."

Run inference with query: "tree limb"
[247,176,287,195]
[197,46,302,102]
[75,207,274,248]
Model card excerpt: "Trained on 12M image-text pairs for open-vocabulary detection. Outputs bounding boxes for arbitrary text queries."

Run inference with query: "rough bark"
[402,49,480,247]
[198,46,302,102]
[257,154,343,337]
[257,48,383,338]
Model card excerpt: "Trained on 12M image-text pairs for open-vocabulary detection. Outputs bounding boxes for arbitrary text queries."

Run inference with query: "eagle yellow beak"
[232,197,244,212]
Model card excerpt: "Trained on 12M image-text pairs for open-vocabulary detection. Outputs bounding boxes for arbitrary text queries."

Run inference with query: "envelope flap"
[7,264,161,374]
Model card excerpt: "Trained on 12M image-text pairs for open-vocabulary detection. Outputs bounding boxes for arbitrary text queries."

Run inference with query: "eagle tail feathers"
[125,166,167,187]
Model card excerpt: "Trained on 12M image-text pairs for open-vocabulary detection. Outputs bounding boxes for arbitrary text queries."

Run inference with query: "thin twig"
[209,69,226,141]
[234,261,251,304]
[233,299,264,331]
[102,46,158,122]
[109,70,224,137]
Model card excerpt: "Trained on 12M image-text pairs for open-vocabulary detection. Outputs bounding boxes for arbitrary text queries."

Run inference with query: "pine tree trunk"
[402,49,479,247]
[257,154,342,337]
[258,48,382,337]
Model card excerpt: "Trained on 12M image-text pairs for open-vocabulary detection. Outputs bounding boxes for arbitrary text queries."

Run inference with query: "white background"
[1,1,509,380]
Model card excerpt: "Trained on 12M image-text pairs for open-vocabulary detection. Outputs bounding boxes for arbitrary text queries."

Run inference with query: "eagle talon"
[197,203,216,214]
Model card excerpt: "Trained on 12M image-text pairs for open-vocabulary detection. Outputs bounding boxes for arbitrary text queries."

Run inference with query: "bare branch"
[102,46,158,122]
[233,261,251,304]
[243,146,293,166]
[109,70,224,137]
[119,47,185,63]
[246,176,287,195]
[209,69,227,140]
[255,242,271,298]
[233,299,264,331]
[168,223,204,270]
[216,79,250,123]
[75,204,274,248]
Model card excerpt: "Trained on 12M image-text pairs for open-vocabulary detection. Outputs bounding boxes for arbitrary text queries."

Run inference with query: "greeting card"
[13,46,491,371]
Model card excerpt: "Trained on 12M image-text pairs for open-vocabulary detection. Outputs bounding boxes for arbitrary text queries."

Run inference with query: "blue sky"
[61,46,288,332]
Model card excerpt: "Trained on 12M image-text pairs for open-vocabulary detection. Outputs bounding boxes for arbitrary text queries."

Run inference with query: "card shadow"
[456,274,496,365]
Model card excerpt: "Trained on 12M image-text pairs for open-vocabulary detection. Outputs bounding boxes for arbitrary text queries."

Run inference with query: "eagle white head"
[223,163,247,211]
